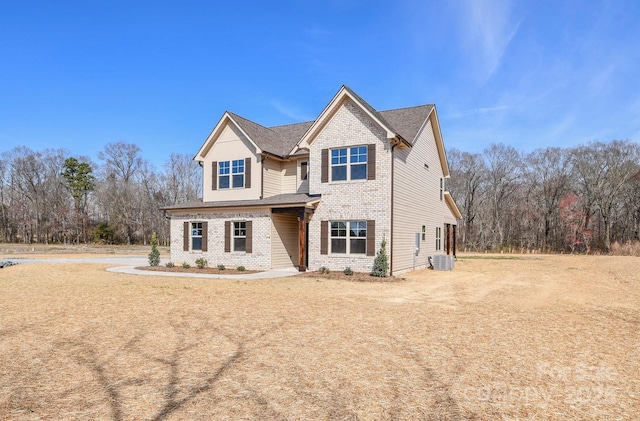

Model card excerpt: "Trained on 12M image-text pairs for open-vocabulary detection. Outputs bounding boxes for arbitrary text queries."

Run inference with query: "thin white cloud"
[271,101,313,122]
[446,104,511,119]
[458,0,522,81]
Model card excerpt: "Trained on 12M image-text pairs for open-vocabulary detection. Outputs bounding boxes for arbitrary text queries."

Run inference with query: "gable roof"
[195,85,449,176]
[379,104,434,145]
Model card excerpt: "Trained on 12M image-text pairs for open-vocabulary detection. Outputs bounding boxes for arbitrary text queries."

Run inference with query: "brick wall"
[169,210,272,270]
[307,99,392,274]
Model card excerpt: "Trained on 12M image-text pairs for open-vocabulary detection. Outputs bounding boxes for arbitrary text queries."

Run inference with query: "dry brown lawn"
[1,252,639,420]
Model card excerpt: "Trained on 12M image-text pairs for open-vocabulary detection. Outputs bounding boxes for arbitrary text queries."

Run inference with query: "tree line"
[447,140,640,253]
[0,142,201,246]
[2,139,639,253]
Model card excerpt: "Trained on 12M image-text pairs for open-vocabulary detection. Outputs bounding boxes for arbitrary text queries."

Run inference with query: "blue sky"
[1,0,639,166]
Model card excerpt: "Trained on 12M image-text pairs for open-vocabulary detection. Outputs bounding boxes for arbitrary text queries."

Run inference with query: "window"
[440,178,444,201]
[330,146,367,181]
[422,225,426,241]
[350,146,367,180]
[330,221,367,254]
[232,159,245,188]
[436,227,442,251]
[192,222,203,250]
[218,161,230,189]
[217,160,245,189]
[300,161,308,180]
[331,148,347,181]
[233,221,246,251]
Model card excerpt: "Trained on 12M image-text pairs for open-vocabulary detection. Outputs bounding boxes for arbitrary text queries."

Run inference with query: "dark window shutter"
[183,221,190,251]
[201,221,208,252]
[212,161,218,190]
[367,144,376,180]
[320,221,328,254]
[321,149,328,183]
[245,157,251,188]
[366,220,375,256]
[301,161,308,180]
[224,221,231,252]
[245,220,252,253]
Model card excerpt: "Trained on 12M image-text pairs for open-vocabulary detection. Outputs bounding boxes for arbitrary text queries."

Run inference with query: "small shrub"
[343,267,353,276]
[236,265,246,271]
[318,266,330,274]
[181,262,191,269]
[217,264,226,270]
[165,262,175,268]
[371,237,389,277]
[195,258,208,269]
[148,232,160,266]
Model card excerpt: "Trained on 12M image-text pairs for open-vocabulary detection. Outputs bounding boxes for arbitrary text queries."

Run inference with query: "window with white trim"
[218,161,230,189]
[192,222,203,250]
[234,221,246,251]
[436,227,442,251]
[331,221,367,254]
[440,178,444,201]
[232,159,245,188]
[331,146,367,181]
[218,159,245,189]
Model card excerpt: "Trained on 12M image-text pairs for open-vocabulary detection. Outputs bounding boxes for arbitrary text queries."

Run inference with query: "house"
[161,86,461,275]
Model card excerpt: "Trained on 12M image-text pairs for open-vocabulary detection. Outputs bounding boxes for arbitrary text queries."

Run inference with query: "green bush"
[236,265,246,271]
[165,262,175,268]
[195,258,208,269]
[148,232,160,266]
[343,267,353,276]
[371,237,389,277]
[182,262,191,269]
[217,264,225,270]
[318,266,330,274]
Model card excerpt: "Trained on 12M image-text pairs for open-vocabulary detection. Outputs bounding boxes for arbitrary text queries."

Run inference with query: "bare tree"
[524,147,572,251]
[447,148,487,251]
[484,143,523,249]
[571,140,640,251]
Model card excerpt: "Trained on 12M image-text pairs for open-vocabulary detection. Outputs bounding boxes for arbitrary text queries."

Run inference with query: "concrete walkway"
[0,256,301,279]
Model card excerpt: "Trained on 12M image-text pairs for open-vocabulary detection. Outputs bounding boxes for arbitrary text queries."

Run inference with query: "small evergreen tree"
[148,232,160,266]
[371,237,389,277]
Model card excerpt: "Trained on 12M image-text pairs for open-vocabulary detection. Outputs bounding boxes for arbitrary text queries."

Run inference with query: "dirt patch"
[296,269,406,283]
[1,253,639,420]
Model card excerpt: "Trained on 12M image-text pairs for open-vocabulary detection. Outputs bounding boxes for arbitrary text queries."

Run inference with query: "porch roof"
[161,193,321,212]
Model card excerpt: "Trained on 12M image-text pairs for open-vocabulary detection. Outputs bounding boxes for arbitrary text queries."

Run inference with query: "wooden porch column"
[446,224,451,255]
[298,214,306,272]
[453,225,457,258]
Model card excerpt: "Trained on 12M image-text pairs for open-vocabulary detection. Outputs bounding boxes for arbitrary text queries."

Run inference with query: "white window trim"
[330,220,367,255]
[218,159,245,189]
[191,222,203,251]
[330,146,367,182]
[233,221,246,252]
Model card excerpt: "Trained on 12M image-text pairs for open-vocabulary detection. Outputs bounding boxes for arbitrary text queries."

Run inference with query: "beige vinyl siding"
[262,157,282,198]
[281,160,297,194]
[202,123,260,202]
[271,213,298,268]
[393,115,451,274]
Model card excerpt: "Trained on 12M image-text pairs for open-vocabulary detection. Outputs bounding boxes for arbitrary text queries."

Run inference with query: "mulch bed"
[137,266,259,275]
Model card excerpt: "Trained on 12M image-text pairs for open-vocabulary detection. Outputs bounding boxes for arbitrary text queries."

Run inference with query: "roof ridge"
[379,103,434,113]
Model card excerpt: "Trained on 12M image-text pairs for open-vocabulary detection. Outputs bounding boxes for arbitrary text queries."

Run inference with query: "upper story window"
[440,178,444,201]
[218,159,244,189]
[321,145,375,184]
[330,146,367,181]
[300,161,308,180]
[232,159,245,188]
[219,161,230,189]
